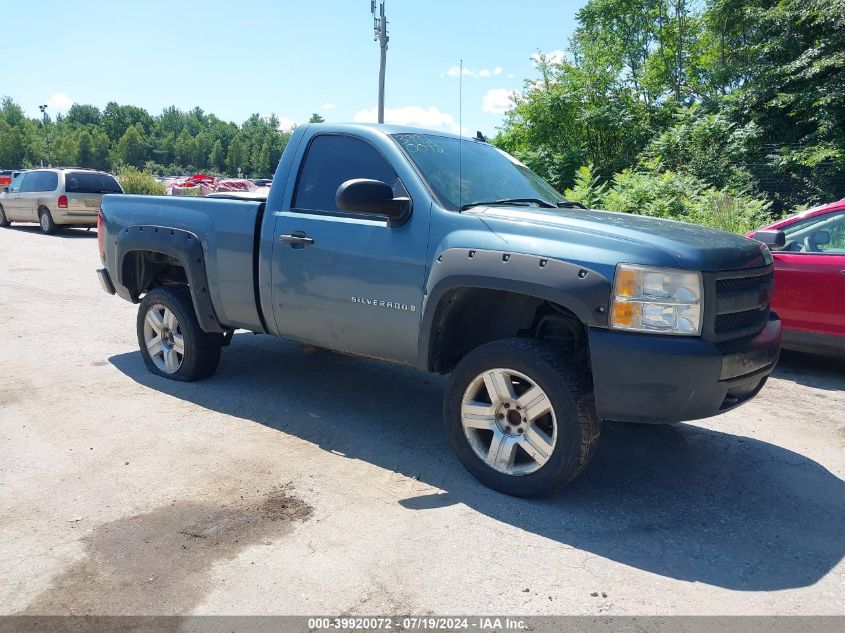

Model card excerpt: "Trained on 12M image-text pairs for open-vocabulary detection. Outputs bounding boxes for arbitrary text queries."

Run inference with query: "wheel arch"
[116,225,224,333]
[417,249,612,372]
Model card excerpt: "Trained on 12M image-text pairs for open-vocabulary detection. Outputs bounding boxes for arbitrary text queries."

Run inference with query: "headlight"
[610,264,702,335]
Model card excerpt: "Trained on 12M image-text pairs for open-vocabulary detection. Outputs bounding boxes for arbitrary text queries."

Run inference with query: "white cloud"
[262,113,298,131]
[482,88,519,114]
[531,49,567,66]
[321,102,336,110]
[353,105,460,133]
[443,65,474,78]
[276,117,297,131]
[442,65,506,79]
[46,92,73,112]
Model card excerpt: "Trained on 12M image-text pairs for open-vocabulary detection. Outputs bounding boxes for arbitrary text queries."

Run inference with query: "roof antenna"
[459,59,463,211]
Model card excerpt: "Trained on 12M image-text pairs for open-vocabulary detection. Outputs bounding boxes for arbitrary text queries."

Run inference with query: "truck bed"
[100,194,266,332]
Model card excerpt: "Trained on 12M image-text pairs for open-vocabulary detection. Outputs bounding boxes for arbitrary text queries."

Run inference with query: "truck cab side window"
[294,135,406,213]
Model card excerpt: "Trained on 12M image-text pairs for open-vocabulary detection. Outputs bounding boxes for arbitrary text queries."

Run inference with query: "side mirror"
[753,229,786,248]
[2,186,8,194]
[336,179,410,225]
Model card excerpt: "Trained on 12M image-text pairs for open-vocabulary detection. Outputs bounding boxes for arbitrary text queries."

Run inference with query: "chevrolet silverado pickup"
[96,123,782,496]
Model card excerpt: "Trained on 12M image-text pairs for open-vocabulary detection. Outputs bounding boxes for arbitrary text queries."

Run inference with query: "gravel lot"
[1,224,843,616]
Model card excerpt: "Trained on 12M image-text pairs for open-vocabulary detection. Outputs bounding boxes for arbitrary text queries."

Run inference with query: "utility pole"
[371,0,388,123]
[38,104,50,167]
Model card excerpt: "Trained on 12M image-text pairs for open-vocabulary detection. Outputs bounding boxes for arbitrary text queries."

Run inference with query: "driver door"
[270,134,430,364]
[771,210,845,338]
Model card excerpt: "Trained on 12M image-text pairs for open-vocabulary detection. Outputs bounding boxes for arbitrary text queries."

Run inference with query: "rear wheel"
[137,286,223,381]
[38,207,57,234]
[444,338,600,497]
[0,204,9,227]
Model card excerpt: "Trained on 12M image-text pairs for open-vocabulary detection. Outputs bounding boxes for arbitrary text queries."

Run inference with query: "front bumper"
[588,315,782,423]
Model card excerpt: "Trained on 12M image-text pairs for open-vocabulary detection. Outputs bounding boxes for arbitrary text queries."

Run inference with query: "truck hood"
[467,206,770,272]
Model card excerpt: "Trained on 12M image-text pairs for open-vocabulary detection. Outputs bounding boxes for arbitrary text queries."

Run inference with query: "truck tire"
[136,285,223,381]
[38,207,57,234]
[443,338,600,497]
[0,204,9,227]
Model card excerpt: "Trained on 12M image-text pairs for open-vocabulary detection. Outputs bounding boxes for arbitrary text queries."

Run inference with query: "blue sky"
[4,0,585,135]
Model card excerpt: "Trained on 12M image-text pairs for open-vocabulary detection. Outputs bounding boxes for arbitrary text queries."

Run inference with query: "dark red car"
[748,199,845,356]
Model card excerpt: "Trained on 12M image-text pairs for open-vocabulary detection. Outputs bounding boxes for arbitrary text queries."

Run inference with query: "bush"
[686,189,772,234]
[117,165,167,195]
[602,169,704,219]
[563,163,607,208]
[642,107,757,193]
[563,164,772,234]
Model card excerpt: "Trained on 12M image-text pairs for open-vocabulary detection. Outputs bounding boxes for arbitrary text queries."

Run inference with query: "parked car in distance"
[0,169,24,188]
[97,123,781,496]
[0,168,123,234]
[748,198,845,357]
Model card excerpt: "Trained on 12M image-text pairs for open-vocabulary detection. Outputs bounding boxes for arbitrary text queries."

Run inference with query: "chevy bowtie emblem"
[352,297,417,312]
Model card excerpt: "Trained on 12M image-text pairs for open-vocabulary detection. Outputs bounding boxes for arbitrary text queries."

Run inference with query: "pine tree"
[115,124,147,167]
[209,140,224,173]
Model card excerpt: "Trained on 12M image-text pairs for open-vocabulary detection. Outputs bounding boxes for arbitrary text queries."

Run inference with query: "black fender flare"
[115,224,224,333]
[416,248,612,370]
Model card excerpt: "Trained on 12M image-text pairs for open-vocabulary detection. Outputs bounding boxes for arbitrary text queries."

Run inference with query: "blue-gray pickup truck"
[96,123,782,496]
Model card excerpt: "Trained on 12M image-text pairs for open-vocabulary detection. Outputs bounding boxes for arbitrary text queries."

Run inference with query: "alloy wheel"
[143,304,185,374]
[460,367,557,476]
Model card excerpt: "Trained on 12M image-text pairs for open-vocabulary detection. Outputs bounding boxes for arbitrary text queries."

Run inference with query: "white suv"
[0,168,123,234]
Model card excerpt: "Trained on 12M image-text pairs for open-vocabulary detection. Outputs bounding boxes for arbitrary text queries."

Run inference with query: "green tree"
[114,124,147,167]
[209,140,225,172]
[65,104,101,127]
[727,0,845,204]
[309,113,325,123]
[89,128,111,171]
[102,102,152,141]
[77,130,93,167]
[191,132,210,170]
[226,135,246,175]
[252,139,272,178]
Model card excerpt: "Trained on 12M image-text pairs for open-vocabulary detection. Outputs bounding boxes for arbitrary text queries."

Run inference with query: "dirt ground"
[1,224,843,616]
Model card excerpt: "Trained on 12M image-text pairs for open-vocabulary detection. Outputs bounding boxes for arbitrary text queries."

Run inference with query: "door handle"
[280,231,315,246]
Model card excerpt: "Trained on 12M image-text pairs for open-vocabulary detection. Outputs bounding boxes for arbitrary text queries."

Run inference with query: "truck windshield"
[392,133,565,212]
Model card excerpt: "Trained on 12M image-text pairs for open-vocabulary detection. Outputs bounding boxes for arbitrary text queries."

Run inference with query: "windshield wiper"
[556,200,587,209]
[460,197,557,211]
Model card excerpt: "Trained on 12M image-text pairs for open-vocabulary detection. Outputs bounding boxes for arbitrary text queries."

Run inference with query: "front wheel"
[0,204,10,227]
[137,286,223,381]
[444,338,600,497]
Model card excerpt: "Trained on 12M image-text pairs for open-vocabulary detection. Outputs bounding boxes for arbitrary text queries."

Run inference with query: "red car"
[748,199,845,356]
